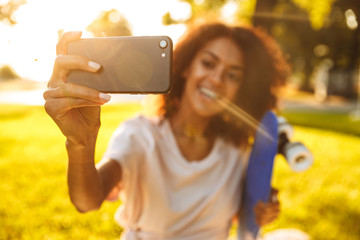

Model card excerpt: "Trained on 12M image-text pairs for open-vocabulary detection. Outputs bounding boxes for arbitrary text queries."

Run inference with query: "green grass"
[262,109,360,239]
[264,126,360,239]
[0,104,142,240]
[281,110,360,137]
[0,104,359,240]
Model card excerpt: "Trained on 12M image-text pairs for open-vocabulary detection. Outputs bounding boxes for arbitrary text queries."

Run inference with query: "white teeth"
[199,87,217,99]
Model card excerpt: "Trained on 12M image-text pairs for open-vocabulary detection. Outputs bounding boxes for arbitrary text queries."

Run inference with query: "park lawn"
[0,104,359,240]
[0,103,142,240]
[281,111,360,136]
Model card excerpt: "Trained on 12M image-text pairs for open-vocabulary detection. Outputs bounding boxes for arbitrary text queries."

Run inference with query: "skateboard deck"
[238,110,279,239]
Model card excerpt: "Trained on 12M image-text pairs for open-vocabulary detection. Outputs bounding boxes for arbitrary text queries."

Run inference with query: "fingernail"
[88,61,101,71]
[99,93,111,102]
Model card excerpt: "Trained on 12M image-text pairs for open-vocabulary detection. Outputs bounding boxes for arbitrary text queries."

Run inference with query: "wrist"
[66,137,96,148]
[65,137,97,162]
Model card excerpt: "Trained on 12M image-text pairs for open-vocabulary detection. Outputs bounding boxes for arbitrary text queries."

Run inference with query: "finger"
[262,209,280,220]
[260,202,280,212]
[258,214,278,226]
[255,208,280,226]
[254,201,281,226]
[54,55,101,73]
[44,83,111,104]
[269,187,279,203]
[271,187,279,195]
[48,55,101,88]
[57,31,82,55]
[254,203,280,218]
[263,204,280,215]
[254,201,265,209]
[45,97,103,118]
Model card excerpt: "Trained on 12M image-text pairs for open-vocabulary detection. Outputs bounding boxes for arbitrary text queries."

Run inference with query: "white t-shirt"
[102,115,249,240]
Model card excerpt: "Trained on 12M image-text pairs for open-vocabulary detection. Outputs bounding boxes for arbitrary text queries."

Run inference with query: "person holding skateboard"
[44,22,289,239]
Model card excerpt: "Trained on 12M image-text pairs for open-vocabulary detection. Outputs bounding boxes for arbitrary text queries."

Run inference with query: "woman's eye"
[202,59,215,69]
[226,72,242,82]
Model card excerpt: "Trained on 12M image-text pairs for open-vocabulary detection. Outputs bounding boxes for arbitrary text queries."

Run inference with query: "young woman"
[44,22,289,240]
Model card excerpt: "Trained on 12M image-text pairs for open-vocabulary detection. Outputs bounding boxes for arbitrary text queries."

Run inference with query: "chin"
[193,103,222,117]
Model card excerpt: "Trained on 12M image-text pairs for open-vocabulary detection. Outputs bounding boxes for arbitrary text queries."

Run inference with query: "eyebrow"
[203,50,244,71]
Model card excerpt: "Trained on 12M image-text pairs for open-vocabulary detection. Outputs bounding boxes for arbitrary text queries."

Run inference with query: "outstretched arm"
[44,31,121,212]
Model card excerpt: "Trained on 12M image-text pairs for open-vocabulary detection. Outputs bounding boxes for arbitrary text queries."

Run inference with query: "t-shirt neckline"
[163,119,222,169]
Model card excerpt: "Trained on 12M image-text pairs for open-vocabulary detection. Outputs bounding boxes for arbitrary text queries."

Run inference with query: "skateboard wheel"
[283,142,313,172]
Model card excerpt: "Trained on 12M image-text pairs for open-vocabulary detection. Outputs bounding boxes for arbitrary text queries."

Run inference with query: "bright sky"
[0,0,197,82]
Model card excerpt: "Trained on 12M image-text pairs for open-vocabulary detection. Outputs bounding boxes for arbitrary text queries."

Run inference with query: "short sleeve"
[101,116,154,226]
[101,116,149,180]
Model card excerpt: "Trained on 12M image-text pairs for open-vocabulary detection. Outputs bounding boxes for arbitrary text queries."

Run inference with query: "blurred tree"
[162,0,228,25]
[253,0,359,96]
[0,65,19,80]
[0,0,26,25]
[253,0,319,91]
[86,9,132,37]
[291,0,335,29]
[320,0,360,98]
[164,0,359,97]
[163,0,334,28]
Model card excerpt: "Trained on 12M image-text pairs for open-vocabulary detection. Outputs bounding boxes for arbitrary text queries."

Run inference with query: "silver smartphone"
[67,36,173,93]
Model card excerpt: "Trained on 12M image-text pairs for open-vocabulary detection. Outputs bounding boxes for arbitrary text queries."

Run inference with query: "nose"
[209,66,224,85]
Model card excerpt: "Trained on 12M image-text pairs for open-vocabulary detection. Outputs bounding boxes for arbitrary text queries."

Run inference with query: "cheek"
[183,68,204,94]
[186,61,208,81]
[225,83,241,101]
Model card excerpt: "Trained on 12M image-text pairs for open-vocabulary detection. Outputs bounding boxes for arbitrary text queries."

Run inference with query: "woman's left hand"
[254,188,280,226]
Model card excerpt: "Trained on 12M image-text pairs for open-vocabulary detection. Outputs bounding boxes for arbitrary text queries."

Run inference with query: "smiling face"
[180,37,245,118]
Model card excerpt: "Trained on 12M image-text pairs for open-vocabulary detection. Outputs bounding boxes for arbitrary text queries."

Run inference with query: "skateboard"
[237,111,279,240]
[237,111,313,240]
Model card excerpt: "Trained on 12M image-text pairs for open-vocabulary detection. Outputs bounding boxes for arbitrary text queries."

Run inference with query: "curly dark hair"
[155,22,290,147]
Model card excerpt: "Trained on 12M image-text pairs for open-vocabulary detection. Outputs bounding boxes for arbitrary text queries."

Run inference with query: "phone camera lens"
[159,40,168,49]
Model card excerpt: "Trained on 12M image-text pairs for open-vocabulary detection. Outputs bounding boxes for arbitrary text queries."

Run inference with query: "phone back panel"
[67,36,173,93]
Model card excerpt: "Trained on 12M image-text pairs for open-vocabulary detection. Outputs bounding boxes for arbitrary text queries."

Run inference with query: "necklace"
[174,123,206,141]
[184,124,201,138]
[173,123,215,161]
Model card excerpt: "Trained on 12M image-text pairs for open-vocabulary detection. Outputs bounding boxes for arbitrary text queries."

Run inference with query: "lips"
[199,87,218,99]
[198,86,219,101]
[188,86,223,115]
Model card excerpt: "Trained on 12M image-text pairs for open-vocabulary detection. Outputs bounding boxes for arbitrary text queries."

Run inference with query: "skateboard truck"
[277,116,313,172]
